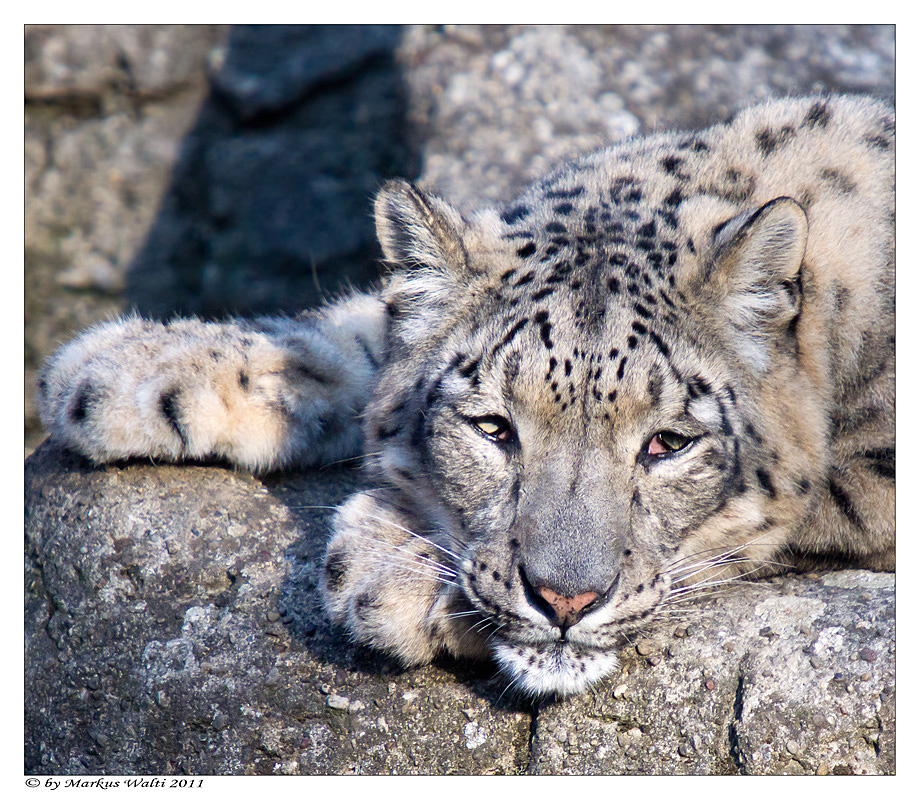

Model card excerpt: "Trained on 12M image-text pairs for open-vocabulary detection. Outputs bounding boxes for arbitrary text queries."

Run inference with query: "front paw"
[322,490,490,666]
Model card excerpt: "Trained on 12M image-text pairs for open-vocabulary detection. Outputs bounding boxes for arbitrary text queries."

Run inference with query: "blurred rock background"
[24,24,894,453]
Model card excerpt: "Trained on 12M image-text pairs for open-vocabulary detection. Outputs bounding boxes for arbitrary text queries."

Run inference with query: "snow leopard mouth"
[491,638,619,697]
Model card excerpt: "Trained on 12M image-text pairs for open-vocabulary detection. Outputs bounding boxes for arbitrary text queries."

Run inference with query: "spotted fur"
[39,96,894,696]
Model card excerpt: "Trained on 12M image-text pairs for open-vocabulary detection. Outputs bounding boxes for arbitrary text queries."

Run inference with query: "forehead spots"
[500,204,686,332]
[488,164,709,422]
[754,124,796,157]
[501,204,530,225]
[660,155,684,177]
[544,186,585,200]
[818,167,856,194]
[802,100,831,129]
[664,187,683,206]
[637,220,656,238]
[705,167,756,203]
[647,371,663,404]
[534,310,554,350]
[648,329,671,358]
[513,270,536,287]
[609,176,643,205]
[864,131,892,151]
[676,136,709,153]
[517,242,537,259]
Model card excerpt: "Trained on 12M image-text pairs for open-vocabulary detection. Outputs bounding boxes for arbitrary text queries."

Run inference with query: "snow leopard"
[38,95,894,697]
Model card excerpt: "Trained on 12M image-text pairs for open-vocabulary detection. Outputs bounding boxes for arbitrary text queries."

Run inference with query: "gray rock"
[24,25,226,450]
[24,24,413,449]
[24,441,533,775]
[24,24,226,98]
[529,573,894,775]
[25,441,894,775]
[403,24,895,206]
[211,25,401,121]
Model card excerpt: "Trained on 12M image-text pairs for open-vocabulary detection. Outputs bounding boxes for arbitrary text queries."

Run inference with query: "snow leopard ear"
[702,197,808,371]
[374,179,468,274]
[374,180,476,344]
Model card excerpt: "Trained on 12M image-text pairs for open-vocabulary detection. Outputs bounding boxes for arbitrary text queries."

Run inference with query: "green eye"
[472,415,515,443]
[647,431,692,456]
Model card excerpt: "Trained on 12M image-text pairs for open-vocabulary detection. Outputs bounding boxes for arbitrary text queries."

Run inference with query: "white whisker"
[661,586,739,606]
[378,564,460,588]
[365,556,458,586]
[495,669,526,705]
[483,622,508,643]
[357,512,463,564]
[668,577,740,597]
[342,540,461,589]
[668,553,749,579]
[444,609,482,620]
[650,605,710,617]
[318,452,372,469]
[665,565,766,601]
[670,560,738,585]
[343,526,460,577]
[665,531,778,574]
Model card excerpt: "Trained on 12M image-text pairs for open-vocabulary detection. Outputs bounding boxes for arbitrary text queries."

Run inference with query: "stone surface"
[24,25,226,450]
[24,24,414,450]
[24,441,531,775]
[402,24,895,207]
[25,440,894,775]
[24,25,226,98]
[528,572,894,775]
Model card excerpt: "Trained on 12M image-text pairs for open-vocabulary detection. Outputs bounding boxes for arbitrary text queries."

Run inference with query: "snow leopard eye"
[646,430,693,457]
[471,415,515,444]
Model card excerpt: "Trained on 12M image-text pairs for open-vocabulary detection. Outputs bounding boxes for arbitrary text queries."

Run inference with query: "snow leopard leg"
[322,490,490,666]
[37,292,385,471]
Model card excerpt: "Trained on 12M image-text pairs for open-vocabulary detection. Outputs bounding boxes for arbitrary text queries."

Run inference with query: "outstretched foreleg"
[37,293,385,471]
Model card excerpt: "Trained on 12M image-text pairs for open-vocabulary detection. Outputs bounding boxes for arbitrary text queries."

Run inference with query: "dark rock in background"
[25,24,895,775]
[210,25,403,121]
[125,25,414,324]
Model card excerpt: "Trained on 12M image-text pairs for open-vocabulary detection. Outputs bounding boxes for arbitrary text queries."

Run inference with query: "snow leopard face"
[330,183,811,694]
[324,95,893,695]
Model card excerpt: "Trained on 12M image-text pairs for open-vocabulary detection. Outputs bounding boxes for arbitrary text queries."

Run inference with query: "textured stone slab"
[25,441,893,775]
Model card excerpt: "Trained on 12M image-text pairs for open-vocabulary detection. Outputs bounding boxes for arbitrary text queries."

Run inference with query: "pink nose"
[536,586,599,628]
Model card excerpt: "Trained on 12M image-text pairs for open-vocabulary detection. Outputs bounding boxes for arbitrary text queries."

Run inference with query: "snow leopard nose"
[535,585,600,629]
[517,561,618,630]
